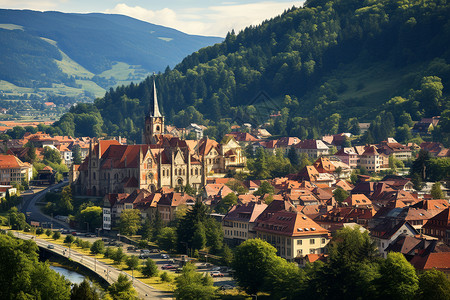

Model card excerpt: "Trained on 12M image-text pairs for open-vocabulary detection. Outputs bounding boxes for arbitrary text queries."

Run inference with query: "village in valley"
[1,81,449,281]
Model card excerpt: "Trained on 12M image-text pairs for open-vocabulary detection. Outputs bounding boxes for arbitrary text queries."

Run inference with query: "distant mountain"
[0,9,222,99]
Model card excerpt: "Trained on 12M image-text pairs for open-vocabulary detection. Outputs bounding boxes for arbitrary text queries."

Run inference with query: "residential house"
[0,154,32,185]
[422,208,450,244]
[378,139,412,161]
[370,221,418,258]
[343,194,372,208]
[359,145,387,172]
[156,192,195,222]
[222,201,267,246]
[334,147,359,169]
[294,139,329,159]
[254,200,330,261]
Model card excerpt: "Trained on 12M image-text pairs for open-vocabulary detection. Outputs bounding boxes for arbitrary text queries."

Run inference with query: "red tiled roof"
[410,252,450,270]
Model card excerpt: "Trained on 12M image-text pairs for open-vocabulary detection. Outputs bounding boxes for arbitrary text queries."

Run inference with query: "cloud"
[105,1,305,37]
[0,0,65,11]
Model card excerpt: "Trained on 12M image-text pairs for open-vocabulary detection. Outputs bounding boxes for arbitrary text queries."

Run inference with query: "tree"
[253,181,275,196]
[140,219,152,240]
[417,269,450,300]
[376,252,419,299]
[265,257,306,300]
[43,146,62,164]
[72,144,83,165]
[8,207,26,230]
[64,234,75,245]
[76,206,102,233]
[191,223,207,251]
[333,187,349,203]
[141,258,158,277]
[104,247,114,259]
[287,146,300,167]
[220,244,233,267]
[126,255,140,271]
[52,231,61,240]
[158,227,177,252]
[45,229,52,237]
[232,238,279,294]
[174,263,216,300]
[151,212,164,241]
[410,150,430,181]
[90,240,105,255]
[58,185,74,215]
[431,182,444,199]
[108,274,138,300]
[0,234,71,299]
[215,193,237,214]
[71,279,100,300]
[308,226,379,300]
[112,248,126,265]
[119,209,141,236]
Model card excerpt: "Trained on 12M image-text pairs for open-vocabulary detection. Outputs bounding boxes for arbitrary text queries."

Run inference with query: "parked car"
[219,285,234,290]
[85,233,96,237]
[161,264,176,270]
[141,249,150,254]
[47,244,54,249]
[175,267,183,273]
[210,271,224,277]
[160,254,170,259]
[210,267,221,271]
[150,248,160,253]
[139,254,151,259]
[127,246,136,251]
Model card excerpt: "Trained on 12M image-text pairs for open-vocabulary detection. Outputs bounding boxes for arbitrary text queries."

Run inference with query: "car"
[127,246,136,251]
[210,267,221,271]
[150,248,160,253]
[210,271,224,277]
[139,254,150,259]
[175,267,183,273]
[47,244,54,249]
[219,285,234,290]
[85,233,96,237]
[161,264,176,270]
[140,249,150,254]
[70,232,78,236]
[160,254,169,259]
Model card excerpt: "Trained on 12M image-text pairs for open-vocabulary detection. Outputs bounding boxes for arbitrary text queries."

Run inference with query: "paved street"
[20,182,70,230]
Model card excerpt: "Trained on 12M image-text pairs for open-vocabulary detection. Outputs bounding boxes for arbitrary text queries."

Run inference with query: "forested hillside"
[0,9,222,95]
[55,0,450,144]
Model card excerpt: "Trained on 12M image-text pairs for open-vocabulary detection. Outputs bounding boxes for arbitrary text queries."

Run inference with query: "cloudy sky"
[0,0,305,36]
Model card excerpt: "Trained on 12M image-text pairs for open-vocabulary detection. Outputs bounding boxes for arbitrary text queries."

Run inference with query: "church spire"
[152,78,162,118]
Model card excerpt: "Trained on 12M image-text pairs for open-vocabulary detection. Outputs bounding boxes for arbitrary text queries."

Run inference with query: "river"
[50,265,85,285]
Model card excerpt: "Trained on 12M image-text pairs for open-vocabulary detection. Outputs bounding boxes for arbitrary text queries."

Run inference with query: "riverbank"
[41,250,109,290]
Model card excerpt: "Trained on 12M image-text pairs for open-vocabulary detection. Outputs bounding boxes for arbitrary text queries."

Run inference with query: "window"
[297,240,302,245]
[322,238,326,244]
[310,239,315,245]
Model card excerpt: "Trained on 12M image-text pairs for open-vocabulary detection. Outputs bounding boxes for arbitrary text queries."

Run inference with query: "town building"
[73,80,245,196]
[0,154,32,185]
[254,200,330,261]
[222,201,267,246]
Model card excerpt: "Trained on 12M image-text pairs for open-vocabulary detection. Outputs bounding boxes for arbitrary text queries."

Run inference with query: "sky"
[0,0,305,37]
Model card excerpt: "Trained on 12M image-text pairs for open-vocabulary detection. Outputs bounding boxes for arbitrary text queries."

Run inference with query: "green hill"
[52,0,450,145]
[0,9,222,101]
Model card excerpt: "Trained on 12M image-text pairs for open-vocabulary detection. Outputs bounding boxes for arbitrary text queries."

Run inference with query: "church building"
[72,80,246,196]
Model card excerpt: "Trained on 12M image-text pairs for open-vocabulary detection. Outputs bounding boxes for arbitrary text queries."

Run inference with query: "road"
[20,182,70,230]
[12,231,173,300]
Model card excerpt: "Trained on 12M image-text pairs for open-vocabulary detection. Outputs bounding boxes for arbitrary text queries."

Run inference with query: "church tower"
[143,78,165,144]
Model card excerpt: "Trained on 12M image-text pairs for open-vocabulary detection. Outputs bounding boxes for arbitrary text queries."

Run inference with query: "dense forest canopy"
[53,0,450,144]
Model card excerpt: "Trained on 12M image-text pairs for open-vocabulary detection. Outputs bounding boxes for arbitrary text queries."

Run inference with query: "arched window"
[195,168,198,175]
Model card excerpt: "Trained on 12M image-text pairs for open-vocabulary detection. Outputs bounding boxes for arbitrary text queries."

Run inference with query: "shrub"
[52,231,61,240]
[160,271,172,282]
